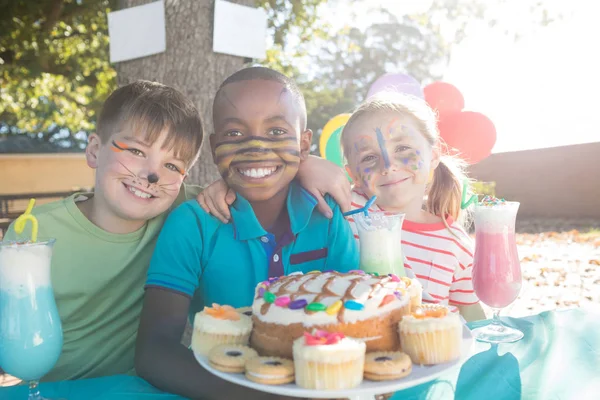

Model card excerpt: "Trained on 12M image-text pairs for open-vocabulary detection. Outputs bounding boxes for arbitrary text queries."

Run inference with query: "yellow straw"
[14,199,38,242]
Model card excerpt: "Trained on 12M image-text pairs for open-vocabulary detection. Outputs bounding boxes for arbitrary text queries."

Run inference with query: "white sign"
[213,0,267,59]
[107,1,166,63]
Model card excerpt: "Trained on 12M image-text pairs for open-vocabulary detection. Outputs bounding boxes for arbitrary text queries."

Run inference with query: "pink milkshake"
[471,198,524,343]
[473,231,522,308]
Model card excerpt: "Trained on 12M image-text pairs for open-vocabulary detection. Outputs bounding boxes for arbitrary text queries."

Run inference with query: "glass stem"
[28,380,42,400]
[491,308,504,331]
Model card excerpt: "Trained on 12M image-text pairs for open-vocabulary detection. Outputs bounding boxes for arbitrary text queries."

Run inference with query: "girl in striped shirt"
[341,93,485,322]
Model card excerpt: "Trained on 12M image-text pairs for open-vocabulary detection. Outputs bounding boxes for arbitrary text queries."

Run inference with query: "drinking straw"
[14,199,39,242]
[342,195,377,217]
[460,180,478,210]
[363,195,377,216]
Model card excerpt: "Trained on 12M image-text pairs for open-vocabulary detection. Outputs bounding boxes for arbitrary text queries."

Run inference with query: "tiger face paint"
[211,78,310,204]
[213,136,300,188]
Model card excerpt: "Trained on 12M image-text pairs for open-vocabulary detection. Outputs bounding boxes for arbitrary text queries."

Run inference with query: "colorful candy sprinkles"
[289,299,308,310]
[258,271,411,315]
[263,291,276,303]
[326,300,343,315]
[274,296,291,307]
[344,300,364,311]
[379,294,395,307]
[479,195,507,206]
[306,302,327,312]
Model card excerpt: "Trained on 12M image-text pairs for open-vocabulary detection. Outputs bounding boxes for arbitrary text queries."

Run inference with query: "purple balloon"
[367,73,424,99]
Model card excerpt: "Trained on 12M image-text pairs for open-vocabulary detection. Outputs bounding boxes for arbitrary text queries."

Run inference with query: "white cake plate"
[194,325,473,400]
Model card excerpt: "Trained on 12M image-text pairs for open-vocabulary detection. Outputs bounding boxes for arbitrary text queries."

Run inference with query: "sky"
[322,0,600,154]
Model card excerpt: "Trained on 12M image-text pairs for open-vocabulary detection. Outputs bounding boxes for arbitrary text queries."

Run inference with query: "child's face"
[344,111,439,211]
[210,80,311,203]
[86,128,188,224]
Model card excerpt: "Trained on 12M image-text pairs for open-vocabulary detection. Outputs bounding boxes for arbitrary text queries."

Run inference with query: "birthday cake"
[250,271,413,358]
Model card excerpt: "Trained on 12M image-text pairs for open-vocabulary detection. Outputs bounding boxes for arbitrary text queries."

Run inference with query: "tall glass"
[0,239,63,400]
[471,202,524,343]
[355,211,406,276]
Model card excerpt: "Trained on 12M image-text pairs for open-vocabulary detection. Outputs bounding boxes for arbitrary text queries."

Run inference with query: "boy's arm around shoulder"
[323,196,359,272]
[137,202,286,400]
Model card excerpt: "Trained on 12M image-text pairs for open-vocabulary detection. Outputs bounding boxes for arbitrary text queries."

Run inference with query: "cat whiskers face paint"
[110,141,186,197]
[213,136,300,188]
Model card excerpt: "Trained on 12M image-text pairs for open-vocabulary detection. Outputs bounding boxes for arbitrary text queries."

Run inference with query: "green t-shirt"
[3,184,202,382]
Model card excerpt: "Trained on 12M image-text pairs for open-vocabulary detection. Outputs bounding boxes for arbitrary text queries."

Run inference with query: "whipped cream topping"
[194,311,252,334]
[0,242,53,297]
[252,271,411,326]
[399,305,461,334]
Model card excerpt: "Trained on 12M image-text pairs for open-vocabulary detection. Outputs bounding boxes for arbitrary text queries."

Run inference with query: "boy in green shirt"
[2,80,349,383]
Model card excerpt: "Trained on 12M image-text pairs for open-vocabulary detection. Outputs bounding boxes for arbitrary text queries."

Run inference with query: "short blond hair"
[341,92,472,229]
[97,80,204,167]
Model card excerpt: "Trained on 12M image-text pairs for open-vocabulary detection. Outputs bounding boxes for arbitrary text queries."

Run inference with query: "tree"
[114,0,329,185]
[0,0,117,149]
[0,0,562,175]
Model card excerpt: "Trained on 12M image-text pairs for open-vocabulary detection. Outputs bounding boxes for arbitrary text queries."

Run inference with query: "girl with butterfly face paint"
[341,93,486,323]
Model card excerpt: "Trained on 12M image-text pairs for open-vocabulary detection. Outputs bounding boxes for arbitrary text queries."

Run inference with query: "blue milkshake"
[0,240,63,383]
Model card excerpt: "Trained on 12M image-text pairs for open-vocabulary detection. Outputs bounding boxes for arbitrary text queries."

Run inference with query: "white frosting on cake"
[252,272,410,326]
[292,335,366,363]
[399,305,461,334]
[193,311,252,334]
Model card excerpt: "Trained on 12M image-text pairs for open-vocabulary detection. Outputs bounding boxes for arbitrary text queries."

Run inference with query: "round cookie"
[245,356,295,385]
[208,344,258,373]
[236,306,253,317]
[364,351,412,381]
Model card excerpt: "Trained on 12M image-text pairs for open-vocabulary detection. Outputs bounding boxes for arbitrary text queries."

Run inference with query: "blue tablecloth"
[2,309,599,400]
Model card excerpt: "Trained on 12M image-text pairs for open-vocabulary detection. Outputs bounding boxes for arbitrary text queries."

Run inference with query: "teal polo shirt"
[145,181,358,311]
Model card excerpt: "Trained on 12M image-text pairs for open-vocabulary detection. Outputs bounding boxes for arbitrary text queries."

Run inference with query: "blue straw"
[342,195,377,217]
[363,195,377,216]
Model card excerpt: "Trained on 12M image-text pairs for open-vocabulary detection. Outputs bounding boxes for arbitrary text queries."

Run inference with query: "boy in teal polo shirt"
[135,67,358,399]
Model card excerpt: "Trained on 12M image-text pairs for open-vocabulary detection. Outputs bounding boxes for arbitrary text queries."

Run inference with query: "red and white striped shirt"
[348,189,479,307]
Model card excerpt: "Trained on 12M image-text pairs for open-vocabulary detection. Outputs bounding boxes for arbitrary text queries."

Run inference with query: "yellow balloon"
[319,113,351,158]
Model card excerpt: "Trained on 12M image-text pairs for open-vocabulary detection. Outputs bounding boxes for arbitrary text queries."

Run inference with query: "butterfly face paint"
[343,111,434,211]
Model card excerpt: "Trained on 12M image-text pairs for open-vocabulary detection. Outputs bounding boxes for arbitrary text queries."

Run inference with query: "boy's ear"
[345,165,360,187]
[85,133,102,169]
[299,129,313,161]
[209,134,217,164]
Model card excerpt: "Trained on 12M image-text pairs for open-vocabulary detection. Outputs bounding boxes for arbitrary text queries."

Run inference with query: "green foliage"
[0,0,559,152]
[0,0,117,149]
[472,181,497,197]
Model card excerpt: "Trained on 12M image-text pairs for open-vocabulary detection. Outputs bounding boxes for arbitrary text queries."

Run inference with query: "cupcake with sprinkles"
[250,271,411,358]
[293,329,366,390]
[191,303,252,356]
[399,304,462,365]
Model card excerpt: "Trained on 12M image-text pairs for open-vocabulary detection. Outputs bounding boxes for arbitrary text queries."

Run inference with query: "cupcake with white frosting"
[400,276,423,311]
[293,329,365,390]
[399,304,462,365]
[191,304,252,356]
